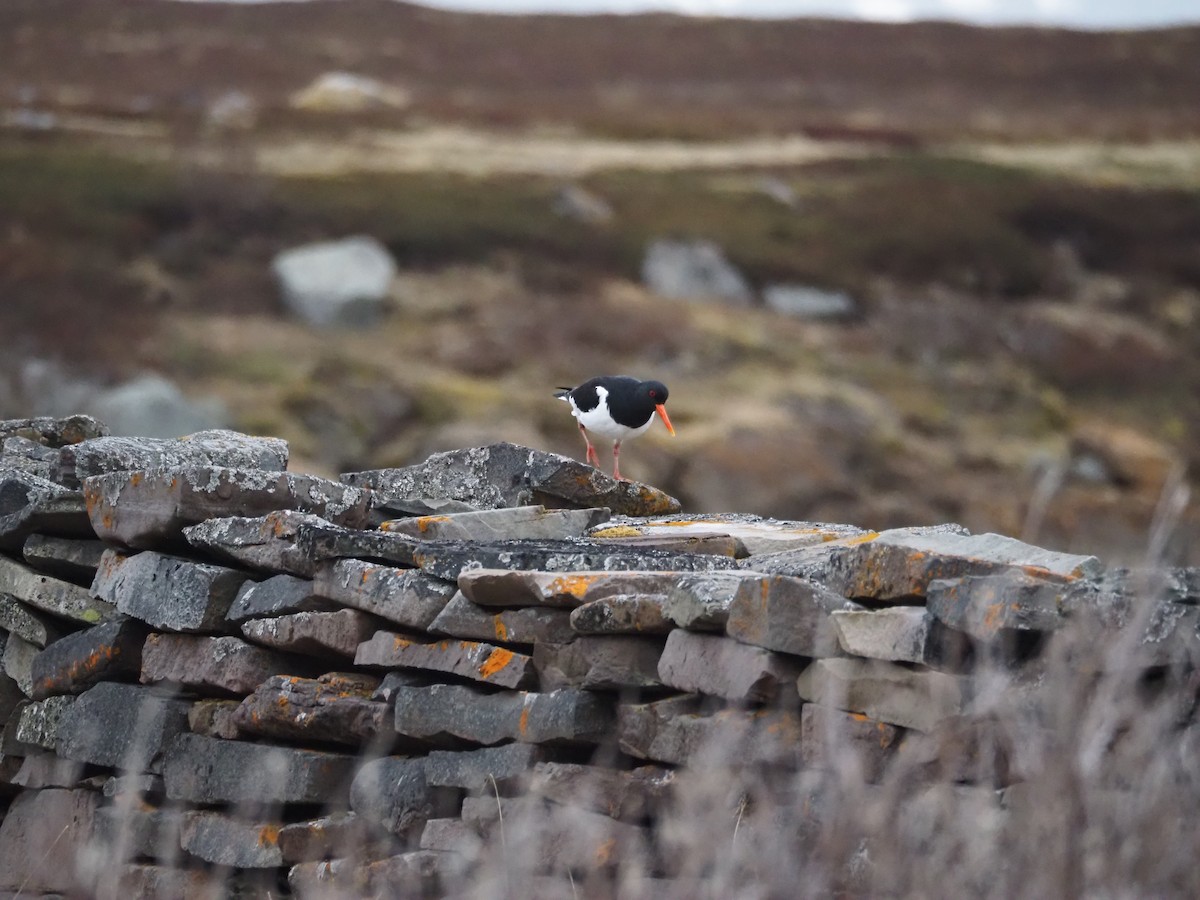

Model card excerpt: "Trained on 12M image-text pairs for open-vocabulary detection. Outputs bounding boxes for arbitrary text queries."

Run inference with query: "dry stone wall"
[0,418,1197,898]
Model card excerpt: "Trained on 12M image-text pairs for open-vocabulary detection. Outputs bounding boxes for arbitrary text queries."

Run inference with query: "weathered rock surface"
[394,683,614,746]
[188,698,242,739]
[569,593,673,635]
[381,504,610,541]
[57,682,191,771]
[163,732,356,804]
[926,573,1064,640]
[241,608,384,657]
[22,534,107,584]
[13,695,76,751]
[0,469,93,551]
[3,632,37,696]
[84,466,371,549]
[184,509,340,576]
[657,629,802,703]
[0,787,100,893]
[356,631,537,689]
[428,591,576,644]
[59,429,288,486]
[832,606,936,664]
[140,633,301,695]
[0,594,66,647]
[94,801,184,861]
[796,657,967,732]
[527,761,675,821]
[181,810,286,869]
[534,636,665,691]
[31,617,148,699]
[342,442,682,517]
[350,756,438,836]
[424,742,545,792]
[227,573,336,623]
[272,234,397,327]
[0,414,108,448]
[92,549,248,633]
[0,553,117,625]
[314,558,455,629]
[458,568,686,609]
[725,574,861,656]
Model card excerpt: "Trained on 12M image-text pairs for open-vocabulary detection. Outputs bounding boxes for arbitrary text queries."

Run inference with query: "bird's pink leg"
[579,423,601,468]
[612,440,624,480]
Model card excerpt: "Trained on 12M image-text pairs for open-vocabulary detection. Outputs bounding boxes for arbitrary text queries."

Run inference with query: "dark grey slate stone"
[31,617,148,699]
[423,743,545,792]
[0,554,117,626]
[350,756,441,836]
[534,636,666,692]
[725,573,861,656]
[57,682,191,772]
[22,535,107,585]
[1,436,59,480]
[0,469,93,551]
[796,657,967,732]
[527,761,675,821]
[241,608,384,658]
[94,802,183,862]
[180,811,285,869]
[227,573,335,624]
[663,571,766,631]
[232,673,392,748]
[0,788,100,893]
[92,549,249,633]
[657,629,803,703]
[14,695,76,751]
[356,631,536,689]
[569,593,673,635]
[183,509,339,577]
[140,633,301,696]
[458,569,684,609]
[3,632,36,696]
[313,558,455,629]
[0,414,108,447]
[0,594,67,648]
[428,591,576,645]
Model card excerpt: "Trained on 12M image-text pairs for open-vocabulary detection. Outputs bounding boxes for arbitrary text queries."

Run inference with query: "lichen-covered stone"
[184,509,341,577]
[725,574,861,656]
[663,571,766,631]
[0,469,93,551]
[181,811,286,869]
[15,695,77,751]
[380,504,610,541]
[458,568,685,609]
[0,553,117,625]
[356,631,536,689]
[59,429,287,486]
[342,442,681,517]
[0,414,108,448]
[0,594,66,647]
[31,617,148,699]
[140,633,302,696]
[314,558,455,630]
[657,629,802,703]
[232,673,391,748]
[227,573,335,624]
[926,573,1065,640]
[57,682,191,772]
[569,593,673,635]
[241,608,384,658]
[84,465,371,550]
[428,590,576,644]
[92,549,248,633]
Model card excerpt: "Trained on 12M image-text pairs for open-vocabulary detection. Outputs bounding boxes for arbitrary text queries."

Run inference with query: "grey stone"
[92,549,248,633]
[350,756,438,836]
[588,528,746,558]
[1,436,59,480]
[342,442,682,517]
[568,593,672,635]
[57,682,191,771]
[88,374,227,440]
[0,788,100,893]
[232,673,392,748]
[657,629,802,703]
[242,608,384,658]
[0,595,65,643]
[0,469,92,551]
[617,695,802,767]
[102,772,165,799]
[0,593,65,647]
[10,750,87,789]
[394,684,615,746]
[3,631,36,695]
[31,617,148,699]
[22,535,107,584]
[926,573,1065,640]
[0,667,22,723]
[424,743,545,792]
[534,636,665,691]
[642,238,753,306]
[763,284,858,320]
[0,554,116,625]
[278,812,388,864]
[187,698,242,739]
[419,816,482,853]
[184,509,340,577]
[181,811,285,869]
[428,591,576,645]
[58,428,288,486]
[832,606,935,664]
[163,732,357,804]
[295,518,423,567]
[664,571,766,631]
[796,657,967,732]
[726,574,861,656]
[356,631,536,689]
[272,234,397,327]
[140,633,301,695]
[14,695,76,750]
[227,573,335,623]
[372,669,437,702]
[458,568,685,609]
[314,558,455,629]
[800,704,902,782]
[94,802,183,863]
[593,514,866,556]
[527,761,675,821]
[83,465,371,550]
[290,850,448,899]
[0,414,108,447]
[107,865,214,900]
[380,504,610,541]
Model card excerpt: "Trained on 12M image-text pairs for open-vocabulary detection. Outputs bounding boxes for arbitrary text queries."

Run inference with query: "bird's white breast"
[568,386,654,442]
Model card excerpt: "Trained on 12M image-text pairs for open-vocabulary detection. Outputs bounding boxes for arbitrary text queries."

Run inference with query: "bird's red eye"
[649,390,657,398]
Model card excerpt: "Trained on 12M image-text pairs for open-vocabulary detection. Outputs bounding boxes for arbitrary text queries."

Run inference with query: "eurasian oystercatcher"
[555,376,675,480]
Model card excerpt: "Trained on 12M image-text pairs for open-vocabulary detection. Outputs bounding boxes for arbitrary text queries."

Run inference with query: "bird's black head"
[640,380,669,405]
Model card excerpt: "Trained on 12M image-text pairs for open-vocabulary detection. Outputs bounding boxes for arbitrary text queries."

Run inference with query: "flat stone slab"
[0,469,93,551]
[0,788,100,894]
[14,695,76,751]
[725,574,861,656]
[587,529,746,558]
[58,428,288,486]
[617,695,802,767]
[22,535,107,584]
[458,569,686,609]
[569,593,673,635]
[0,595,67,648]
[163,732,357,804]
[313,558,455,630]
[657,629,802,703]
[534,636,666,691]
[0,554,117,626]
[380,504,610,541]
[796,657,967,732]
[424,742,545,792]
[289,851,447,898]
[350,756,440,836]
[181,811,285,869]
[57,682,191,772]
[1,436,59,480]
[832,606,936,664]
[394,683,615,746]
[3,632,36,695]
[663,571,767,631]
[241,608,384,658]
[94,801,183,861]
[926,573,1065,640]
[356,631,536,689]
[232,674,393,748]
[227,573,336,624]
[92,549,248,633]
[294,519,423,566]
[188,698,242,739]
[800,704,903,783]
[590,514,865,556]
[11,751,88,790]
[428,591,576,644]
[184,509,341,577]
[278,812,389,865]
[0,414,108,447]
[527,761,675,821]
[84,466,372,550]
[30,617,148,699]
[342,442,682,517]
[140,633,301,696]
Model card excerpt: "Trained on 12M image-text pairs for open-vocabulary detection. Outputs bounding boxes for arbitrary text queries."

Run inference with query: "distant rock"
[552,185,614,224]
[641,238,753,306]
[271,236,397,327]
[89,374,228,439]
[1070,420,1182,493]
[290,72,411,112]
[763,284,857,320]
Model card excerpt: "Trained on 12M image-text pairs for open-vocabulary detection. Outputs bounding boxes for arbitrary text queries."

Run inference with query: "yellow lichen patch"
[392,636,414,650]
[416,516,450,533]
[589,525,644,538]
[478,647,515,680]
[547,574,603,599]
[493,617,509,641]
[257,824,281,847]
[844,531,882,545]
[849,712,870,723]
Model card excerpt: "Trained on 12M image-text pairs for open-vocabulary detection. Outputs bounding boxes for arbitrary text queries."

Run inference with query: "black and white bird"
[555,376,675,481]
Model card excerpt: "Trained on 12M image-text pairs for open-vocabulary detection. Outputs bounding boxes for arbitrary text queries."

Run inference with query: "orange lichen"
[493,617,509,641]
[547,574,602,599]
[518,704,531,736]
[416,516,450,533]
[478,648,515,680]
[257,825,281,847]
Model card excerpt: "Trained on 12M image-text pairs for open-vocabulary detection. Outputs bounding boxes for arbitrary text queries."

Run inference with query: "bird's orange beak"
[656,404,676,436]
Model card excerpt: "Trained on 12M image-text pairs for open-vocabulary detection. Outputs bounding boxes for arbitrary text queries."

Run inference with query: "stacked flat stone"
[0,422,1196,898]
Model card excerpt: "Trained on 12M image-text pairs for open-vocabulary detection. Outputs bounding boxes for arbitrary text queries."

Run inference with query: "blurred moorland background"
[2,0,1199,562]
